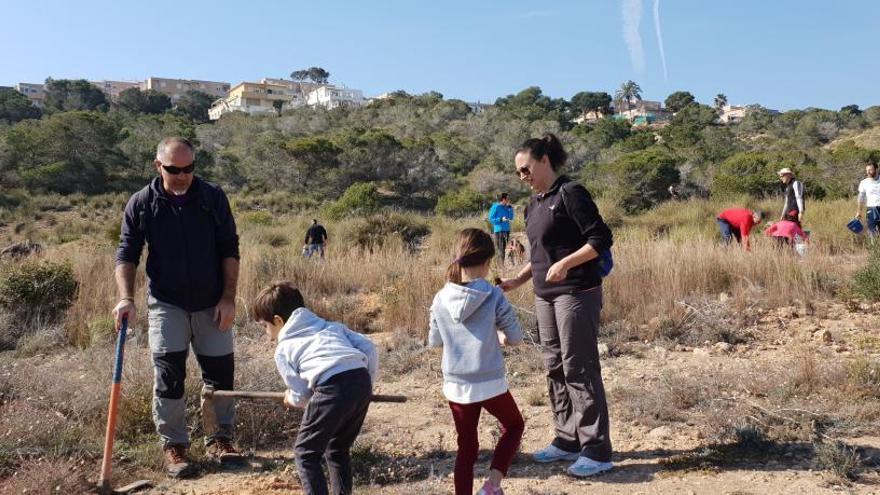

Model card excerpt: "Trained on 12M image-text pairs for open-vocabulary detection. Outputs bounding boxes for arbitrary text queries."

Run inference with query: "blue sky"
[2,0,878,110]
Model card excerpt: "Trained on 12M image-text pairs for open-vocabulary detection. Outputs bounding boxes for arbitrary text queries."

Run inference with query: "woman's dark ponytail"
[515,132,568,170]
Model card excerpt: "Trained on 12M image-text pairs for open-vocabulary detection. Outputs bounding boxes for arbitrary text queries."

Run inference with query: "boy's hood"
[436,278,494,323]
[278,307,326,342]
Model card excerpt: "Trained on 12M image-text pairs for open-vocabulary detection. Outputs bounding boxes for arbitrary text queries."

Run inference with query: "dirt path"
[133,302,880,494]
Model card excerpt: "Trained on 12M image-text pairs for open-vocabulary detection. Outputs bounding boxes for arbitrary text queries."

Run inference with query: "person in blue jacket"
[488,193,514,265]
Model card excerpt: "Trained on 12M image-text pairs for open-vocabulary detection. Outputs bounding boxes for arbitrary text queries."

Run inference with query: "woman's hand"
[500,263,532,292]
[545,260,570,283]
[498,278,523,292]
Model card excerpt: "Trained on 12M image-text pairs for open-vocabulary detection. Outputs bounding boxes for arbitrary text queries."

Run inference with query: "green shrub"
[325,182,382,220]
[239,210,274,226]
[846,355,880,398]
[0,260,77,350]
[354,214,431,252]
[435,188,489,217]
[0,260,77,318]
[87,315,117,346]
[814,439,862,481]
[852,247,880,300]
[711,152,781,198]
[587,149,679,213]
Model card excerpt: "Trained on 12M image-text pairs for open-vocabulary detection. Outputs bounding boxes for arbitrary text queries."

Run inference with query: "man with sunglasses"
[112,137,241,478]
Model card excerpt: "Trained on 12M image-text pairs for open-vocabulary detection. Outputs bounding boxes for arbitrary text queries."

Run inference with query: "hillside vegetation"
[2,84,880,216]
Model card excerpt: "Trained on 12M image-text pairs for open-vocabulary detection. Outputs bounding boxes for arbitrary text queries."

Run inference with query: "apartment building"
[614,100,672,126]
[141,77,230,102]
[260,78,321,96]
[90,80,141,99]
[14,83,46,107]
[208,81,302,120]
[718,104,748,124]
[306,85,365,109]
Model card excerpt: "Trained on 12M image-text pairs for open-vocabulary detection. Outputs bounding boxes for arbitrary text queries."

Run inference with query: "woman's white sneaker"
[567,456,613,477]
[532,444,580,463]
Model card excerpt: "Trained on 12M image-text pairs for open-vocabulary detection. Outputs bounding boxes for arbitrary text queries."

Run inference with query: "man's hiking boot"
[164,445,197,478]
[207,438,244,464]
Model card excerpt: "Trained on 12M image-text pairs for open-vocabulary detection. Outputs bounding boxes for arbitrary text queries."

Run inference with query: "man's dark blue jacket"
[116,177,240,312]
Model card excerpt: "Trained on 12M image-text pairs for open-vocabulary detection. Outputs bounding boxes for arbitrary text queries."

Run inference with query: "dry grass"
[0,195,876,491]
[0,196,864,348]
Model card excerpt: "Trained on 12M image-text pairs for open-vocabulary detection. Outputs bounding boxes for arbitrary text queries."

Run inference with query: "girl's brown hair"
[446,228,495,285]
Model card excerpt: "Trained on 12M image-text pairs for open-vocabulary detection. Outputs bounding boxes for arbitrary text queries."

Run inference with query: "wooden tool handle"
[203,387,406,403]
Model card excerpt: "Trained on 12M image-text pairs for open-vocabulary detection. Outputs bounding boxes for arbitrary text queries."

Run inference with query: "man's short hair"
[753,210,765,221]
[251,281,305,323]
[500,192,509,201]
[156,137,194,161]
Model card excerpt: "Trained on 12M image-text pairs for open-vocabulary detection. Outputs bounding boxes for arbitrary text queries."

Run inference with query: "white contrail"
[653,0,668,81]
[621,0,645,73]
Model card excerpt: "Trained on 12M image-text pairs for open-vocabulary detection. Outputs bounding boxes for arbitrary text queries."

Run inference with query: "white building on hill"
[306,85,365,109]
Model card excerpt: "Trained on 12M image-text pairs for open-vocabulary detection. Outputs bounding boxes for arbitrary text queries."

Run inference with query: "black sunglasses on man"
[161,163,195,175]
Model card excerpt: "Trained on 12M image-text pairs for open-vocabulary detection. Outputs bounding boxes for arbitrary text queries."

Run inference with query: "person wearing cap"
[856,160,880,239]
[777,168,805,225]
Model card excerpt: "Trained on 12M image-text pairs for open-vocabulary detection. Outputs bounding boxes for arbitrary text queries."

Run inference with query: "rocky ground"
[114,301,880,495]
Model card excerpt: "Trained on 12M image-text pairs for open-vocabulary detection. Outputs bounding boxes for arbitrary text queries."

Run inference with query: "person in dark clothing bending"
[499,133,614,478]
[303,219,328,259]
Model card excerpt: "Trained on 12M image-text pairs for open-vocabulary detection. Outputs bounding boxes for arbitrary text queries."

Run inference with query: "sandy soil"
[127,301,880,494]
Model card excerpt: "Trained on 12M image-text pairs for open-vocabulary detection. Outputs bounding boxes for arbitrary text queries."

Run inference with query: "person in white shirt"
[856,161,880,238]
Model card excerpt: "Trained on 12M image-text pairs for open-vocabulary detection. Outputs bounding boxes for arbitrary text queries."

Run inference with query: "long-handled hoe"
[201,385,407,437]
[97,318,153,494]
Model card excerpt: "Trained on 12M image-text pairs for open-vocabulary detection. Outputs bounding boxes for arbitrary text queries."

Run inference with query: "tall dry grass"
[2,195,865,346]
[0,195,875,490]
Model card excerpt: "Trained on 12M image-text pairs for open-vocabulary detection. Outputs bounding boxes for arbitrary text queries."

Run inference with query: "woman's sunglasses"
[517,164,532,177]
[161,164,195,175]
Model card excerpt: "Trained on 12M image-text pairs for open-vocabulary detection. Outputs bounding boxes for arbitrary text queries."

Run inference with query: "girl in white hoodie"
[429,228,525,495]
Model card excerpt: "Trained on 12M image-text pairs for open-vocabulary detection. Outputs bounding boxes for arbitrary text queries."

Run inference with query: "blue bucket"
[847,218,864,234]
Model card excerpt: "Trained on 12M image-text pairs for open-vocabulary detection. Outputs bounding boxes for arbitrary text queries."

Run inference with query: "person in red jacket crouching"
[716,208,764,251]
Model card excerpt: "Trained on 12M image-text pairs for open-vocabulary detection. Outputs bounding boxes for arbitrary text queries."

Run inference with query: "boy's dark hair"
[500,192,509,201]
[446,228,495,285]
[251,281,305,322]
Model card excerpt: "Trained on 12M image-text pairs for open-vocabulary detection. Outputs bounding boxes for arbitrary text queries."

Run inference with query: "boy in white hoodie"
[252,281,378,495]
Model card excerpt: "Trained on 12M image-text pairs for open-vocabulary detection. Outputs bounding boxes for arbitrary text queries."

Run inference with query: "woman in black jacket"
[500,133,614,478]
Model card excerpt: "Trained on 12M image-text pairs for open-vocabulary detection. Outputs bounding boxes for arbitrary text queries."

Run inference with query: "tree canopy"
[0,89,41,123]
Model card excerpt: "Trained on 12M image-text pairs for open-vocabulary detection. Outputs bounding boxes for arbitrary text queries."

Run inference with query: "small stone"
[713,342,733,353]
[598,343,610,358]
[648,426,673,439]
[815,330,832,343]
